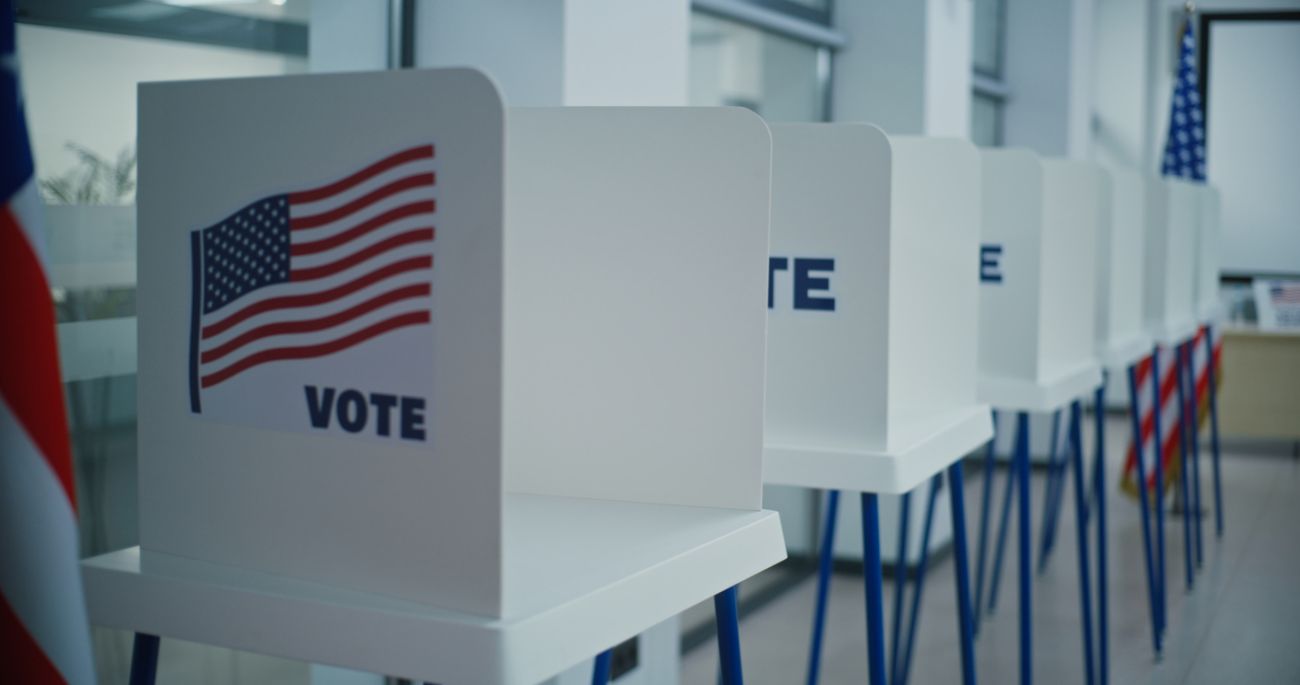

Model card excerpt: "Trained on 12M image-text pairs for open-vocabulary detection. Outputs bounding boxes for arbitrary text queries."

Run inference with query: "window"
[14,2,333,680]
[971,91,1003,147]
[18,0,311,558]
[688,2,837,122]
[970,0,1008,145]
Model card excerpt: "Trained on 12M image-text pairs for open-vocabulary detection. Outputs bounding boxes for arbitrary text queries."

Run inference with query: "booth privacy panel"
[136,69,507,616]
[1095,167,1150,366]
[977,149,1045,384]
[1196,185,1222,321]
[884,136,981,448]
[501,107,771,512]
[764,124,982,455]
[1145,177,1199,343]
[1038,159,1101,383]
[764,123,892,452]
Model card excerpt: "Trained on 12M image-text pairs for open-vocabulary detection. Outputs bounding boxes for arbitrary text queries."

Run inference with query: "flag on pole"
[1121,15,1222,498]
[0,2,98,682]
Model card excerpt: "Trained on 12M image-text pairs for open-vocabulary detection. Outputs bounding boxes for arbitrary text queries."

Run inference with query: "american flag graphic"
[188,144,436,412]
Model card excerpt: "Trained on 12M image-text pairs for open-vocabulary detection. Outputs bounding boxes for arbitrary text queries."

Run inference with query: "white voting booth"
[762,123,992,494]
[1144,177,1200,345]
[1095,167,1152,370]
[81,68,785,685]
[1196,184,1222,322]
[977,151,1102,412]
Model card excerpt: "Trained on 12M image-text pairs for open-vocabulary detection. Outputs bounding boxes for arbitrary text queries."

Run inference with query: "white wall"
[1090,0,1300,276]
[1205,19,1300,274]
[16,25,304,183]
[1002,0,1094,158]
[415,0,688,106]
[832,0,971,136]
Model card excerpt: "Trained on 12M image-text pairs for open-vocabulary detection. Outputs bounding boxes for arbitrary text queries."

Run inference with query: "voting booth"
[1095,167,1152,369]
[762,123,992,494]
[977,151,1103,411]
[1195,184,1222,322]
[761,123,987,685]
[80,68,785,685]
[1144,177,1200,345]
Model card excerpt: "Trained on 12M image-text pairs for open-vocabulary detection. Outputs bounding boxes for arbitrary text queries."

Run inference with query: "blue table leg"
[1094,374,1110,685]
[1185,340,1204,567]
[1204,325,1224,537]
[987,434,1017,615]
[889,491,909,681]
[898,476,942,685]
[862,493,888,685]
[948,462,979,685]
[129,633,161,685]
[1015,411,1033,685]
[1150,347,1167,638]
[715,586,745,685]
[1127,365,1162,655]
[592,649,613,685]
[1174,343,1194,591]
[806,490,840,685]
[1069,400,1097,685]
[1037,410,1065,572]
[973,411,999,632]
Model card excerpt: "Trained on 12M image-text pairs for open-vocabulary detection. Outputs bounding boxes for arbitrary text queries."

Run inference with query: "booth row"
[80,68,1223,685]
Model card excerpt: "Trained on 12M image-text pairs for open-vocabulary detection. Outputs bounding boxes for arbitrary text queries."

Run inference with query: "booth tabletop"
[763,403,991,494]
[978,361,1102,414]
[81,495,785,685]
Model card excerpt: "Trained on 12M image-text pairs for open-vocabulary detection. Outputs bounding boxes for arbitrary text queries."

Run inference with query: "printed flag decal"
[188,145,437,442]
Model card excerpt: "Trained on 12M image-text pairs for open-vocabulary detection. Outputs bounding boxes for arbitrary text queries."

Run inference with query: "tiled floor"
[681,416,1300,684]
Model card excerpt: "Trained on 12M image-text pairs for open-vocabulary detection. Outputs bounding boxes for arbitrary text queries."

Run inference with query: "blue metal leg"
[1150,347,1167,637]
[890,491,912,684]
[862,493,888,685]
[1038,410,1065,572]
[1015,411,1033,685]
[1094,375,1110,685]
[987,431,1017,615]
[1204,326,1224,537]
[1185,341,1204,568]
[1127,365,1162,655]
[973,411,999,632]
[592,649,613,685]
[948,462,979,685]
[129,633,161,685]
[1174,343,1194,591]
[898,476,943,685]
[806,490,840,685]
[715,586,745,685]
[1069,401,1097,685]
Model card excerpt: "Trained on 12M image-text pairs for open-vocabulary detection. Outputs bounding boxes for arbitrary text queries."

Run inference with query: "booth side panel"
[1038,162,1100,382]
[763,124,892,453]
[502,107,770,511]
[1144,179,1172,335]
[885,138,981,447]
[1166,180,1200,331]
[1106,169,1148,349]
[1197,186,1221,317]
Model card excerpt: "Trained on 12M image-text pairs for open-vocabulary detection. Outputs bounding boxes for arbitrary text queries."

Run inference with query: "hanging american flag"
[0,1,97,682]
[1122,16,1221,497]
[188,145,436,414]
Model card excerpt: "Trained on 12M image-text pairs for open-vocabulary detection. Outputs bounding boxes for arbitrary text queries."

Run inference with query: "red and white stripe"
[198,145,436,389]
[1123,326,1223,493]
[1,178,96,683]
